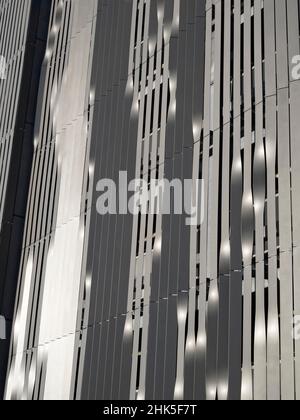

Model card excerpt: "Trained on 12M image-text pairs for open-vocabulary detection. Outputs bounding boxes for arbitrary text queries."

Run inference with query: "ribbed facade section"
[197,0,300,400]
[4,0,97,400]
[80,0,300,401]
[0,1,32,226]
[0,0,51,398]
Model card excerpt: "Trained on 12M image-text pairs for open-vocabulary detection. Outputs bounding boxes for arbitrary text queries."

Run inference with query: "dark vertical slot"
[136,211,142,257]
[158,83,163,129]
[142,94,148,139]
[150,89,155,133]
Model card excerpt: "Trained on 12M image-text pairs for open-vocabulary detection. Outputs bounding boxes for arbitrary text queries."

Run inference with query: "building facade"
[1,0,300,401]
[0,0,51,397]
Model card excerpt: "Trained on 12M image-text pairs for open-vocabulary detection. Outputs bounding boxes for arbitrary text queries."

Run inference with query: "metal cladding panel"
[0,0,51,398]
[81,0,207,401]
[3,0,97,400]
